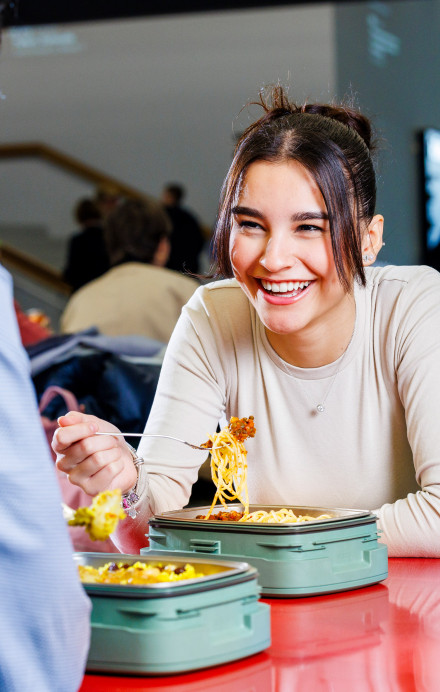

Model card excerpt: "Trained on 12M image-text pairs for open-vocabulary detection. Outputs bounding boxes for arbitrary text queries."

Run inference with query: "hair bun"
[254,86,374,152]
[301,103,373,151]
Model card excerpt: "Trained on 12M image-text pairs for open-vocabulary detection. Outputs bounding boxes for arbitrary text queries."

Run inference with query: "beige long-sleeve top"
[113,265,440,557]
[60,262,199,342]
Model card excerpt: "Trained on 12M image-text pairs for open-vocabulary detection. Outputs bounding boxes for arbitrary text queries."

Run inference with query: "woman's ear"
[362,215,384,265]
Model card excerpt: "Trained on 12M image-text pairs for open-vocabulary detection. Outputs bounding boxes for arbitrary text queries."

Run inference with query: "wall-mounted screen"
[421,128,440,264]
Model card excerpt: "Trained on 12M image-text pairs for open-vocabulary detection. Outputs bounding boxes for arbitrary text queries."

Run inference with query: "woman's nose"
[259,236,297,272]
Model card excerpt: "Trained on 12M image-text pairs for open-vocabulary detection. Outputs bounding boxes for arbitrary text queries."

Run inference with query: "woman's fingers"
[52,413,138,495]
[53,424,95,455]
[69,454,135,496]
[61,443,137,496]
[55,433,119,472]
[57,410,92,427]
[58,410,120,433]
[65,445,120,480]
[52,413,118,454]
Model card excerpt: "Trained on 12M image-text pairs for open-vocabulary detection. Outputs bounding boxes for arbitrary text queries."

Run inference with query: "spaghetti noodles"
[196,509,332,523]
[202,416,255,519]
[239,508,332,523]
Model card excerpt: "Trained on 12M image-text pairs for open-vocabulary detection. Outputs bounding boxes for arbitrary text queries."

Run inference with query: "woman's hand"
[52,411,138,496]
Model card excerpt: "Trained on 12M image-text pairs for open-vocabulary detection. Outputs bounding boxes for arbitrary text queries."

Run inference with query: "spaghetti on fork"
[201,416,256,519]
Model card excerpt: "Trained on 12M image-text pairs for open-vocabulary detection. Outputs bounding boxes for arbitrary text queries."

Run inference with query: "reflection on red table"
[80,558,440,692]
[79,652,271,692]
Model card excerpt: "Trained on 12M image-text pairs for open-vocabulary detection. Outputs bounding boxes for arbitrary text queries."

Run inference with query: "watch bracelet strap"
[121,442,145,518]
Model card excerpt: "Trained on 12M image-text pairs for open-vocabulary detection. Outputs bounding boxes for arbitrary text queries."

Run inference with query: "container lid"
[150,504,376,535]
[74,551,257,598]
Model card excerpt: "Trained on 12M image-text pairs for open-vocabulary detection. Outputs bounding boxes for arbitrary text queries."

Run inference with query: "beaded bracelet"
[121,442,145,518]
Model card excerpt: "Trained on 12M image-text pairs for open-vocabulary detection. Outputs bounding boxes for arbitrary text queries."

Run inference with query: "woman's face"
[229,160,355,351]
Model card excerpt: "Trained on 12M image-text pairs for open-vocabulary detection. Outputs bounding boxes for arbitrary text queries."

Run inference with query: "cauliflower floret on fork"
[62,489,126,541]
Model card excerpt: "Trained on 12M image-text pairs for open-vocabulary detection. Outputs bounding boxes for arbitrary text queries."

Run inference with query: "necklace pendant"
[316,404,325,413]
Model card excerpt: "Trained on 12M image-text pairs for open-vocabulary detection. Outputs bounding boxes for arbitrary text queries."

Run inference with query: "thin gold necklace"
[265,304,356,413]
[311,342,351,413]
[274,330,354,414]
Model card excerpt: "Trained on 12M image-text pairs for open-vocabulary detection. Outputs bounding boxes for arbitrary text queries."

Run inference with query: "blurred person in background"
[60,197,199,342]
[94,183,122,220]
[161,182,206,274]
[63,197,110,293]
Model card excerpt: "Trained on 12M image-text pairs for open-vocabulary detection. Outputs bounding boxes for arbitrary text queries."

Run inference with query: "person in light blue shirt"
[0,265,91,692]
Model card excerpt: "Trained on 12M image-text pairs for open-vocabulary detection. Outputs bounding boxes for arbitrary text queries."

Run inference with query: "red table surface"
[80,558,440,692]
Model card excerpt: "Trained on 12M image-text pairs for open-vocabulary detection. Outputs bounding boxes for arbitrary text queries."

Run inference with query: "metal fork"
[94,431,218,451]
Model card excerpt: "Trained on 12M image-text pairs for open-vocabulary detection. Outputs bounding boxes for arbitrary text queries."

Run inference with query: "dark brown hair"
[105,198,172,266]
[163,183,185,205]
[74,198,102,225]
[213,85,377,290]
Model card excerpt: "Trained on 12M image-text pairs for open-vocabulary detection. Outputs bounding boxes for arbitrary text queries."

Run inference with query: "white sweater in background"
[61,262,199,342]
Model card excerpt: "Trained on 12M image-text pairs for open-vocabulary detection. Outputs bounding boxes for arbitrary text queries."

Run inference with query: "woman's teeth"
[261,280,311,294]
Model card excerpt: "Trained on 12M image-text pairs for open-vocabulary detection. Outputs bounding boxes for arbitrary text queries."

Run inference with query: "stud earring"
[362,253,375,262]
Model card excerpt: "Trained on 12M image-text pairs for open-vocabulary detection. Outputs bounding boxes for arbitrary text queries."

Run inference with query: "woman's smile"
[258,278,314,304]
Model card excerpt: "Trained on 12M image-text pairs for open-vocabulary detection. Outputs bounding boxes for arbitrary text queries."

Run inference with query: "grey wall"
[336,0,440,266]
[0,5,335,269]
[2,1,436,271]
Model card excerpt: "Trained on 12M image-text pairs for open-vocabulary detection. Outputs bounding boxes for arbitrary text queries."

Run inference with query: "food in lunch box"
[239,508,332,523]
[202,416,256,519]
[196,510,245,521]
[78,560,204,585]
[67,489,126,540]
[196,508,332,523]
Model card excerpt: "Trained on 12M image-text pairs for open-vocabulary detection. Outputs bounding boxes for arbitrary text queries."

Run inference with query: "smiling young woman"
[53,85,440,558]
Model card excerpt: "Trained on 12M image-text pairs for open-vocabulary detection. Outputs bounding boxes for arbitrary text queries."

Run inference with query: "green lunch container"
[74,551,271,675]
[144,504,388,597]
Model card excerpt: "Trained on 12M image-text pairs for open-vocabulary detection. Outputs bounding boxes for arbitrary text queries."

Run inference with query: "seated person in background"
[161,182,206,274]
[60,198,199,342]
[94,183,122,220]
[0,264,90,691]
[63,197,110,292]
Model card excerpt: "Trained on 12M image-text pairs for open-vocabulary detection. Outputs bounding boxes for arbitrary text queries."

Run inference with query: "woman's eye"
[297,224,322,233]
[239,220,261,228]
[237,219,264,232]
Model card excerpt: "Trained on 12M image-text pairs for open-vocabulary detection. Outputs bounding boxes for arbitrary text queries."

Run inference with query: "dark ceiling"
[2,0,373,27]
